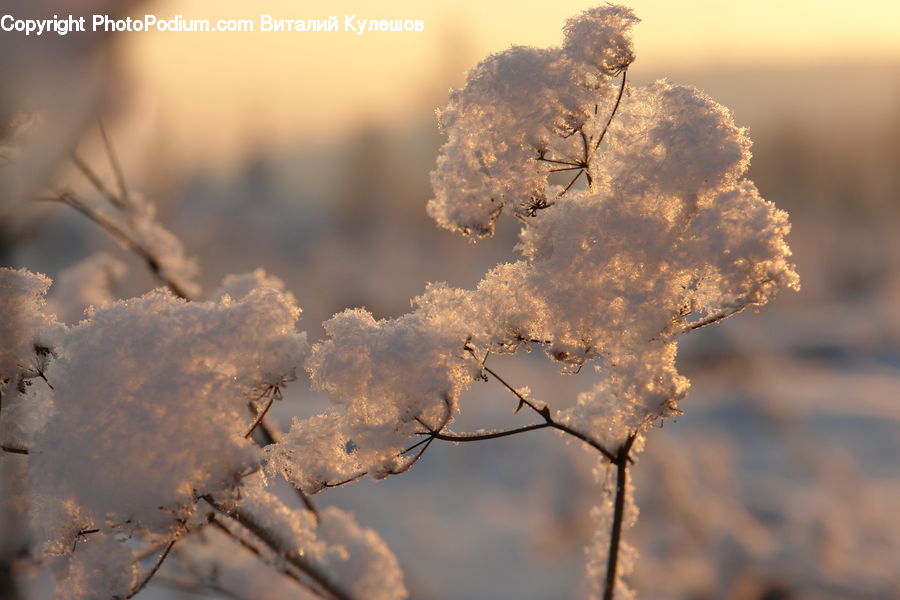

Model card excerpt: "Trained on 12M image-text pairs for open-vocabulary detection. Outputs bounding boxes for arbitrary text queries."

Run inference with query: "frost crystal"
[274,307,480,491]
[290,4,798,501]
[28,285,306,547]
[0,268,58,390]
[2,4,802,598]
[423,7,798,445]
[48,252,126,324]
[50,532,138,600]
[220,475,408,599]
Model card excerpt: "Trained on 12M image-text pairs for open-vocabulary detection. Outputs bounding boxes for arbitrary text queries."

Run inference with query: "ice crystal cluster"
[0,266,404,599]
[0,4,797,599]
[272,4,797,597]
[278,3,797,483]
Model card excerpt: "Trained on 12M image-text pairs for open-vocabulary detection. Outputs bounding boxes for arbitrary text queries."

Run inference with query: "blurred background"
[2,0,900,598]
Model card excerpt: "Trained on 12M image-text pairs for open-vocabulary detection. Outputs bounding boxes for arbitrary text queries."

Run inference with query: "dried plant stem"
[603,433,636,600]
[98,121,131,205]
[71,153,126,210]
[243,388,275,439]
[43,191,191,300]
[122,538,176,599]
[202,494,353,600]
[591,69,628,157]
[206,514,323,597]
[414,422,551,444]
[473,354,619,463]
[680,305,744,333]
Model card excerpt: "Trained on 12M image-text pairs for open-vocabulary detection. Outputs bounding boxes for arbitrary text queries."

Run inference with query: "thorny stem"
[604,433,637,600]
[202,494,353,600]
[421,348,638,599]
[121,538,177,599]
[465,346,620,463]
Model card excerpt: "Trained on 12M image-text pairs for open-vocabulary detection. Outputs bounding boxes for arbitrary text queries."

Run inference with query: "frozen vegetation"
[2,4,853,599]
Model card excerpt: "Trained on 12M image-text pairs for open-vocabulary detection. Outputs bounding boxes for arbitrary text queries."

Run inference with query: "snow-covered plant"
[0,4,797,599]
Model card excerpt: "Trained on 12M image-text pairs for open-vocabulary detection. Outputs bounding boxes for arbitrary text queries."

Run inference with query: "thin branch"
[679,305,744,334]
[580,128,591,164]
[135,524,207,562]
[207,515,263,560]
[400,434,434,455]
[417,422,551,443]
[40,191,191,300]
[476,360,541,414]
[550,420,619,464]
[603,433,637,600]
[1,445,29,455]
[557,169,585,197]
[244,388,275,438]
[205,514,324,597]
[536,156,581,167]
[98,121,130,205]
[71,153,126,210]
[591,68,628,158]
[202,495,353,600]
[152,576,247,600]
[123,538,176,599]
[466,349,620,463]
[319,472,367,489]
[392,437,434,475]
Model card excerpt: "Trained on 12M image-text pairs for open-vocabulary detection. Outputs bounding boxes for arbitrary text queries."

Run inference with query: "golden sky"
[119,0,900,171]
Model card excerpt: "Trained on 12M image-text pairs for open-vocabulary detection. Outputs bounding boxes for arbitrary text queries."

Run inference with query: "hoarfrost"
[29,286,306,546]
[47,252,126,324]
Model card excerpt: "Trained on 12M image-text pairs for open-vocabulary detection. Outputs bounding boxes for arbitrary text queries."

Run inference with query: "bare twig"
[152,576,247,600]
[71,152,126,210]
[205,514,324,597]
[40,191,191,300]
[536,156,581,167]
[591,69,628,158]
[201,495,353,600]
[603,433,637,600]
[98,121,130,205]
[679,305,744,334]
[557,169,586,197]
[1,445,28,455]
[123,538,176,599]
[244,387,276,439]
[466,349,619,463]
[413,422,551,444]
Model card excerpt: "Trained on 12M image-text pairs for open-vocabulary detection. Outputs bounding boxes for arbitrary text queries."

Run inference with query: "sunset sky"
[118,0,900,170]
